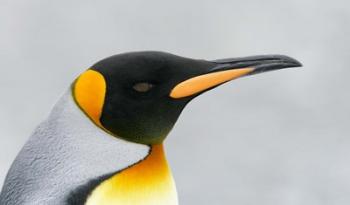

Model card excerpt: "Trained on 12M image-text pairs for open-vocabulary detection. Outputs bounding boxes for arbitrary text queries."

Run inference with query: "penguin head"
[73,51,301,145]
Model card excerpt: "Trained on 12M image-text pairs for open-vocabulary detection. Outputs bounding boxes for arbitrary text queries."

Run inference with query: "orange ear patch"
[73,70,106,126]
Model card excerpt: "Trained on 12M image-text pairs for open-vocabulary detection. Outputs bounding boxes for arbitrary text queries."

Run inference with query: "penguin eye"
[132,82,155,92]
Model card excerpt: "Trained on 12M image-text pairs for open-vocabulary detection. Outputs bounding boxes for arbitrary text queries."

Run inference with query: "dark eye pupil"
[133,82,154,92]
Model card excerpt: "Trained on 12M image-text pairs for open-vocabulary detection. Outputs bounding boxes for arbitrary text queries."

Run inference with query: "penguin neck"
[86,143,179,205]
[0,90,153,204]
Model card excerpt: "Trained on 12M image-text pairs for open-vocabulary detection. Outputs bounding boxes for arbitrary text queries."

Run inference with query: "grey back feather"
[0,90,149,205]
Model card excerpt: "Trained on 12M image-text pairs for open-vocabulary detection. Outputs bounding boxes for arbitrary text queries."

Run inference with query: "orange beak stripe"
[170,68,254,98]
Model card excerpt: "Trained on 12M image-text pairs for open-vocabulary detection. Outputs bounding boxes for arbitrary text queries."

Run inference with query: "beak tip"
[276,55,303,67]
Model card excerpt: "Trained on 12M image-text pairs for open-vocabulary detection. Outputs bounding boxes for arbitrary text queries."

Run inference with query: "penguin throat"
[85,144,178,205]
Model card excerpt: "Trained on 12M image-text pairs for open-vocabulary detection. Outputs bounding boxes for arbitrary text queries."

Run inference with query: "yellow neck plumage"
[85,144,178,205]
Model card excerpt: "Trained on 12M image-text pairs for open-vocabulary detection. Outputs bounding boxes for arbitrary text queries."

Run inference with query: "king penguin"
[0,51,301,205]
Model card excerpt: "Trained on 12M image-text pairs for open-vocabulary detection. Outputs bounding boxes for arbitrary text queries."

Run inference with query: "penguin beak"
[169,55,302,99]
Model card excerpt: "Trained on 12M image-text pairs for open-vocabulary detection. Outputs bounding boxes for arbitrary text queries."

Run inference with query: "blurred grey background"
[1,0,349,204]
